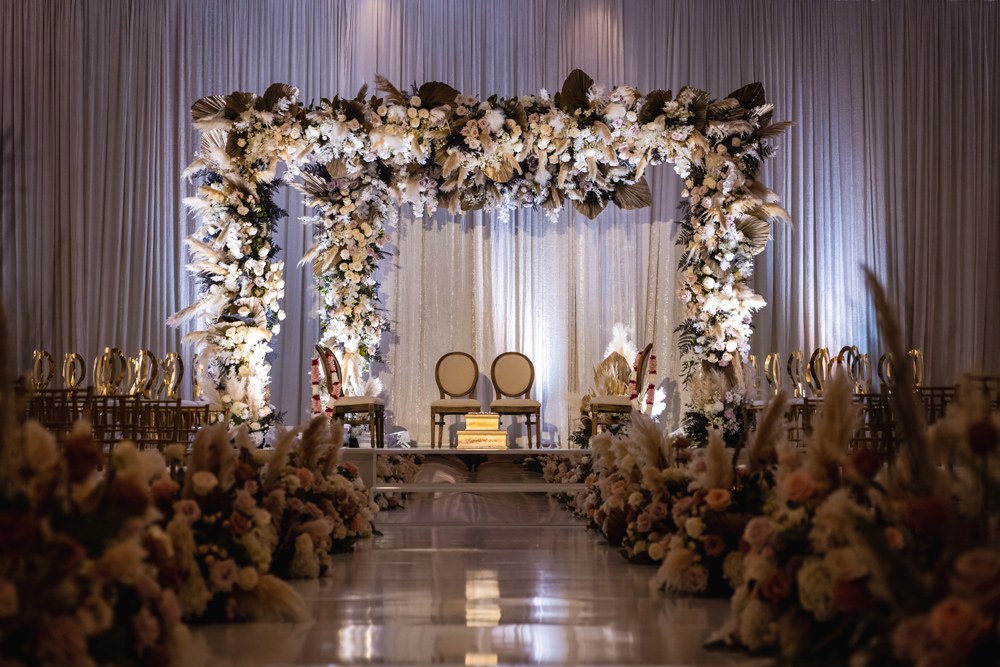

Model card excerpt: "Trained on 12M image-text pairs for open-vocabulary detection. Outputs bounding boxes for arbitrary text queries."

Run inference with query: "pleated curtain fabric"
[2,0,998,445]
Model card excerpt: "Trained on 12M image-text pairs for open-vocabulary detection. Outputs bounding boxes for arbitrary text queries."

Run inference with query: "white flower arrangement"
[172,75,789,440]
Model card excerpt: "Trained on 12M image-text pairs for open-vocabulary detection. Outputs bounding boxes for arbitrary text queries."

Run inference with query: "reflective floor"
[190,465,757,666]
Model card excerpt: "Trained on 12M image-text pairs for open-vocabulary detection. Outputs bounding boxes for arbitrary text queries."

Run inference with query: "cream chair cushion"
[591,395,633,407]
[438,354,478,396]
[490,398,540,410]
[431,398,481,411]
[334,396,385,408]
[493,354,532,396]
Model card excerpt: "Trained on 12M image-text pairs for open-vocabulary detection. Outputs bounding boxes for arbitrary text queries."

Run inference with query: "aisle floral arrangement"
[172,73,790,444]
[375,453,421,510]
[0,420,193,665]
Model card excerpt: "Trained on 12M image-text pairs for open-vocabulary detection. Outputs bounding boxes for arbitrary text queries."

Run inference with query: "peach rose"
[927,597,990,655]
[885,526,905,550]
[635,513,653,533]
[173,499,201,523]
[235,489,256,514]
[704,488,732,512]
[150,479,179,503]
[672,496,694,517]
[781,469,816,503]
[296,468,315,489]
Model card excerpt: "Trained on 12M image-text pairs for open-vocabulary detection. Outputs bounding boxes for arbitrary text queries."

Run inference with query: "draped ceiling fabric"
[2,0,998,445]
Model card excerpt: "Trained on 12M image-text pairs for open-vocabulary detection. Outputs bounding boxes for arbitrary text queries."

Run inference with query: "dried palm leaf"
[225,91,256,118]
[342,100,371,131]
[734,214,772,256]
[485,158,514,184]
[755,120,794,140]
[181,157,207,181]
[326,159,348,179]
[560,69,594,113]
[539,187,563,213]
[375,75,407,107]
[233,298,267,328]
[746,203,792,227]
[191,94,229,126]
[417,81,460,108]
[593,351,632,396]
[501,98,528,130]
[746,179,781,203]
[639,89,672,124]
[592,120,613,143]
[183,236,221,263]
[612,177,652,211]
[572,196,607,220]
[355,82,368,102]
[728,82,766,110]
[262,83,296,112]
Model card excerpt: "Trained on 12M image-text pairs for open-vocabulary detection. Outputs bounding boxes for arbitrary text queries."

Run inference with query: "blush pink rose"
[781,469,816,503]
[927,597,991,655]
[288,497,304,513]
[672,496,694,517]
[682,565,709,593]
[235,489,256,514]
[132,606,160,650]
[743,517,775,552]
[635,513,653,533]
[173,499,201,523]
[296,468,315,489]
[209,559,239,593]
[650,501,669,521]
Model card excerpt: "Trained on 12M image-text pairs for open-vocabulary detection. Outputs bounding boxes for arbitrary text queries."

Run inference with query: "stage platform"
[340,448,589,500]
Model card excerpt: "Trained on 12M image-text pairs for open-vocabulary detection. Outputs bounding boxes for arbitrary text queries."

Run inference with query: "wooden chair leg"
[591,407,598,437]
[535,410,541,447]
[430,411,436,449]
[526,414,533,449]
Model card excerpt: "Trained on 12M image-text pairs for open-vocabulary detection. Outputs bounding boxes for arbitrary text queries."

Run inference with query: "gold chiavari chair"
[851,391,899,462]
[88,394,136,453]
[93,347,128,396]
[62,352,86,389]
[806,347,831,397]
[786,396,820,446]
[27,386,94,442]
[133,398,183,451]
[786,350,805,399]
[964,375,1000,412]
[31,350,56,390]
[918,386,957,425]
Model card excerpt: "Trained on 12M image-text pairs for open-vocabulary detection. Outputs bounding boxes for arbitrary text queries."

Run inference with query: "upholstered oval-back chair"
[317,344,385,448]
[490,352,541,448]
[431,351,481,448]
[590,343,652,436]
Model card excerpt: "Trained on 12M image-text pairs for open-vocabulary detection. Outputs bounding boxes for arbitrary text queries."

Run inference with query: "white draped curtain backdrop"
[2,0,998,445]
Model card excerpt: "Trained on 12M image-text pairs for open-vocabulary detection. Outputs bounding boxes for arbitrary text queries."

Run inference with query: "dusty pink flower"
[132,606,160,650]
[150,479,179,502]
[244,480,259,495]
[306,502,324,520]
[209,558,239,593]
[288,497,304,513]
[173,499,201,523]
[927,597,991,655]
[235,489,256,514]
[781,469,816,503]
[682,565,709,593]
[264,488,286,515]
[743,517,775,552]
[672,496,694,517]
[650,501,669,521]
[296,468,315,489]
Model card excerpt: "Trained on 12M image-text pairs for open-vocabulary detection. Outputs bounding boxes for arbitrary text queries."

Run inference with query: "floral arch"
[170,71,790,445]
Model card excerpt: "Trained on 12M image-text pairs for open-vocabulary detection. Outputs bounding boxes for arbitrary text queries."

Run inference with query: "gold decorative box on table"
[457,412,507,449]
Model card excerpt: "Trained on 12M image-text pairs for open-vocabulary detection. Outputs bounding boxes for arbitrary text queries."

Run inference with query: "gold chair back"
[127,350,160,398]
[93,347,127,396]
[786,350,804,399]
[32,350,56,390]
[160,353,185,400]
[909,349,925,387]
[62,352,86,388]
[764,352,782,395]
[852,353,872,394]
[806,347,831,397]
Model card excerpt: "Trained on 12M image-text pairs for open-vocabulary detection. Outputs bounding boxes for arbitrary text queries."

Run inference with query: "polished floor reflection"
[191,479,755,665]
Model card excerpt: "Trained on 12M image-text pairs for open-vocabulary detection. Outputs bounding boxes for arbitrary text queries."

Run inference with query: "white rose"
[702,276,716,290]
[410,96,421,107]
[192,471,219,495]
[685,517,705,538]
[237,566,259,590]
